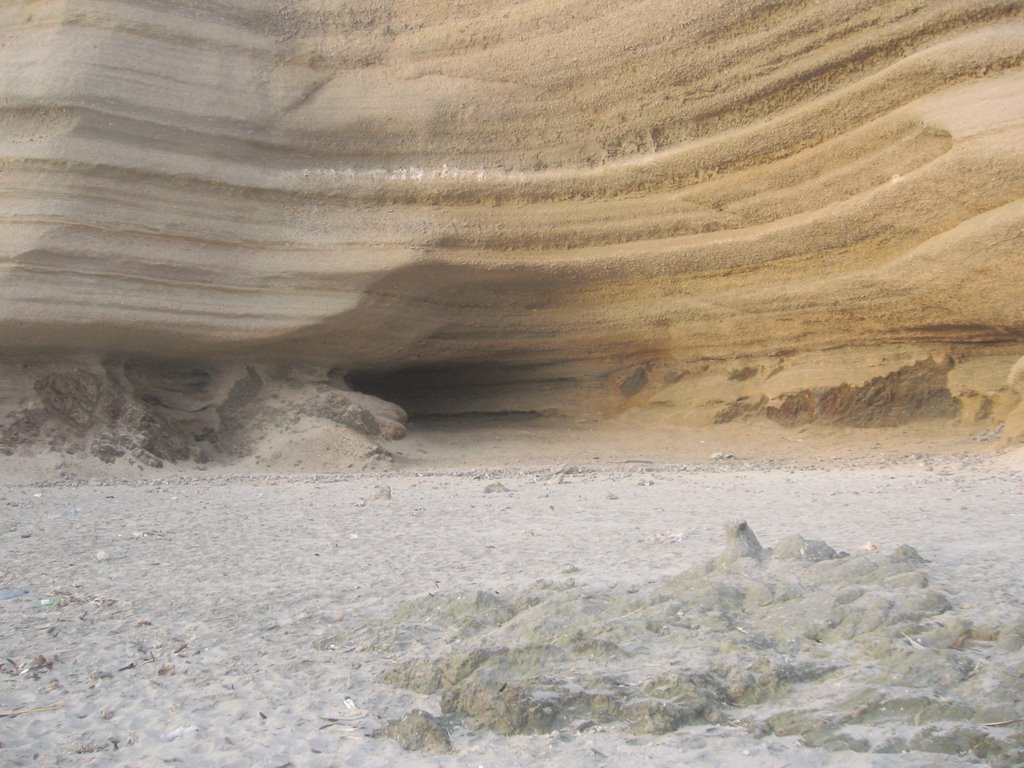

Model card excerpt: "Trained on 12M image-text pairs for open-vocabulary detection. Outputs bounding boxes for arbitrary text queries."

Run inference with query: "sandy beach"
[2,436,1023,767]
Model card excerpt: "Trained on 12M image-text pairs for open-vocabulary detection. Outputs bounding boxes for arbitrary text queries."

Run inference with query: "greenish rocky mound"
[343,522,1024,764]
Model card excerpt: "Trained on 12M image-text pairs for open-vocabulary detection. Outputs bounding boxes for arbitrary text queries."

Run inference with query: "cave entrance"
[344,360,561,421]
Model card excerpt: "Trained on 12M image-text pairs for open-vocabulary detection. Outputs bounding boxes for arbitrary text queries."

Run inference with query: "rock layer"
[2,1,1024,438]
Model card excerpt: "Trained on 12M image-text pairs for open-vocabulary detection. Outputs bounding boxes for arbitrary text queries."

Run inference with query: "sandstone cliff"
[1,1,1023,467]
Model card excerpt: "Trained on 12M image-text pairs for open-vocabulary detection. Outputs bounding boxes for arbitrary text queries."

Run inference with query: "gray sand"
[1,458,1023,766]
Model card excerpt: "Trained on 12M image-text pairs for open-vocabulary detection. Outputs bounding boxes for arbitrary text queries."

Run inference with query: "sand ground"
[2,425,1023,766]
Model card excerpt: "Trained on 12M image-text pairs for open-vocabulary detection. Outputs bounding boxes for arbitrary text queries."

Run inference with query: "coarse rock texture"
[375,709,453,754]
[0,359,404,472]
[369,523,1024,764]
[2,0,1024,463]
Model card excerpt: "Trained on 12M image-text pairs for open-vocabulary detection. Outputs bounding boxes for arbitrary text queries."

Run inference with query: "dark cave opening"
[343,361,557,420]
[346,362,516,417]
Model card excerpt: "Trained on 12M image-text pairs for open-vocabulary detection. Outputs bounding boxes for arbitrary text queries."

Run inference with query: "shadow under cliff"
[244,258,675,418]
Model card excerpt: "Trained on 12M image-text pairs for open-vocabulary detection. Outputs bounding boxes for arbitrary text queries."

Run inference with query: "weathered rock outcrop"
[2,1,1023,458]
[353,523,1024,764]
[1002,354,1024,444]
[0,360,403,470]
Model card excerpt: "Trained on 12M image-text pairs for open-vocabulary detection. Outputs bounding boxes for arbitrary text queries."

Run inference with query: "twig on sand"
[982,718,1024,727]
[319,711,368,738]
[319,721,365,732]
[319,711,367,730]
[608,607,645,624]
[0,701,64,718]
[900,632,926,650]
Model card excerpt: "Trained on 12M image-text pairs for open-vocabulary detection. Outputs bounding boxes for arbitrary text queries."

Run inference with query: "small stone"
[27,655,52,671]
[996,629,1024,652]
[484,482,510,493]
[773,535,838,562]
[95,549,110,562]
[376,709,453,754]
[369,486,392,502]
[891,544,926,564]
[716,520,765,566]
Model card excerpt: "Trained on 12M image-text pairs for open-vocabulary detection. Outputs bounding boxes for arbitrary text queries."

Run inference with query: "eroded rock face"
[0,360,405,470]
[1,1,1023,430]
[714,357,964,427]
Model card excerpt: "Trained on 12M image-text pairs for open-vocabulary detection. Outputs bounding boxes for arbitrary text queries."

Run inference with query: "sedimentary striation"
[2,0,1024,463]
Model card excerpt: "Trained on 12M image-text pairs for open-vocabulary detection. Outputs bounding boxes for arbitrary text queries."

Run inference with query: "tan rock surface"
[2,1,1024,466]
